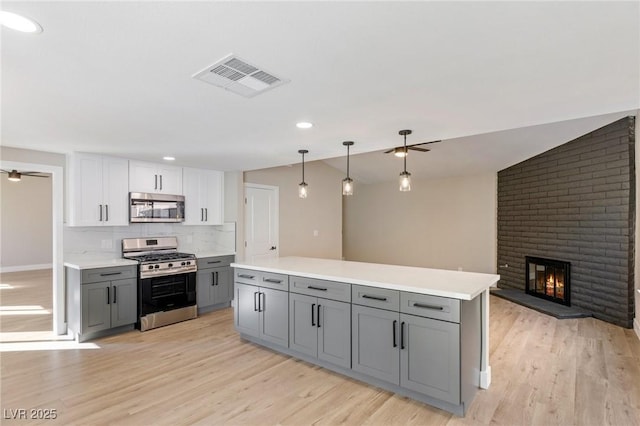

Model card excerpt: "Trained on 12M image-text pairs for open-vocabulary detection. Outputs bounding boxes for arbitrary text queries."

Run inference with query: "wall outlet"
[186,235,193,243]
[101,239,113,249]
[313,230,319,237]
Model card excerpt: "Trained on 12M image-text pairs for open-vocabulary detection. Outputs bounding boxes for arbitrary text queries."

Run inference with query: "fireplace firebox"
[525,256,571,306]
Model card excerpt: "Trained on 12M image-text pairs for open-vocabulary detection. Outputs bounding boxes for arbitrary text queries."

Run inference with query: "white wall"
[244,161,343,260]
[343,173,497,274]
[0,174,53,270]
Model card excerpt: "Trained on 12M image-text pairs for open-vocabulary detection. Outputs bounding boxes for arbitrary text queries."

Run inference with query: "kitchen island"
[231,257,499,416]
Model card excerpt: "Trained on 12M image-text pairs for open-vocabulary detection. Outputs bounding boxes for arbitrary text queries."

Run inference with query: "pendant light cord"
[302,151,305,182]
[403,133,407,173]
[347,144,350,178]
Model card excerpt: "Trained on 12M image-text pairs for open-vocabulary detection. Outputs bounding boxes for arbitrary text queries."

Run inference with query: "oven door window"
[140,273,196,315]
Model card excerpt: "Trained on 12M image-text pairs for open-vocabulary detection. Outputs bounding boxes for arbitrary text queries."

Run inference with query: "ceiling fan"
[1,169,50,182]
[384,130,441,157]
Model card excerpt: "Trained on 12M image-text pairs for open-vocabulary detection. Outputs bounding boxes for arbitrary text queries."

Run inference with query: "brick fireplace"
[497,116,636,328]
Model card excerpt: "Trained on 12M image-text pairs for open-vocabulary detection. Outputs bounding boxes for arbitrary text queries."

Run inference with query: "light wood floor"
[0,269,58,342]
[1,272,639,425]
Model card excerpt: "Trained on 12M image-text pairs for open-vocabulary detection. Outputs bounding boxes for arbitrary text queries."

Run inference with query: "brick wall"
[497,117,635,328]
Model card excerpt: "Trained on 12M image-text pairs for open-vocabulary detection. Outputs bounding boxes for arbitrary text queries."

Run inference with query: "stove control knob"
[168,263,173,268]
[148,265,154,270]
[181,262,186,266]
[186,261,191,265]
[154,264,160,269]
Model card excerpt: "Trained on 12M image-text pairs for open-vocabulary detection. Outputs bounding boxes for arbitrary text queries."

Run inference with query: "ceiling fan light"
[399,171,411,192]
[8,170,21,182]
[394,147,407,158]
[342,177,354,196]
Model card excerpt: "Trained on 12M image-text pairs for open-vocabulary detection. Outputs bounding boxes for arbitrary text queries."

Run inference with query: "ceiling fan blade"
[408,140,441,148]
[408,146,430,152]
[383,148,395,154]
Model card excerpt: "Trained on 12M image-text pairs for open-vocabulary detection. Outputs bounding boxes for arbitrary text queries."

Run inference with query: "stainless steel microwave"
[129,192,185,223]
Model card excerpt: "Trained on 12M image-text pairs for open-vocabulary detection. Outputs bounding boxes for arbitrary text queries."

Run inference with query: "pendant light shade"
[342,141,354,196]
[298,149,309,198]
[398,130,412,192]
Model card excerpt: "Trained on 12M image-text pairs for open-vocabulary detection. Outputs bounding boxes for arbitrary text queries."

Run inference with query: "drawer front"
[197,255,234,269]
[352,285,400,311]
[81,266,137,284]
[234,269,289,291]
[234,268,260,285]
[400,292,460,323]
[290,276,351,303]
[258,272,289,291]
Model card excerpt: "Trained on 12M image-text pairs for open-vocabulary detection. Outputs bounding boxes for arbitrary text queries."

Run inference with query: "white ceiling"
[1,1,639,179]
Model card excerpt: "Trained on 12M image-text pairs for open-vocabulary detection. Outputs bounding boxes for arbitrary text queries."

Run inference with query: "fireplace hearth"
[525,256,571,306]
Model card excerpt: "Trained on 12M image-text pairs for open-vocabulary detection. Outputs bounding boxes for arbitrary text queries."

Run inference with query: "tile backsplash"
[64,222,236,256]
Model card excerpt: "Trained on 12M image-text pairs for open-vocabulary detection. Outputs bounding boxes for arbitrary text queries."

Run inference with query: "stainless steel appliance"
[129,192,185,223]
[122,236,197,331]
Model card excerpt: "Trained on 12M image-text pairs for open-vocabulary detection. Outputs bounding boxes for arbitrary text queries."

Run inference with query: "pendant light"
[298,149,309,198]
[342,141,354,196]
[398,130,412,192]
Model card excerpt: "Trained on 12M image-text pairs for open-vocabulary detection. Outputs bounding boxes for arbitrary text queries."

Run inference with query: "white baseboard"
[634,317,640,341]
[0,263,53,273]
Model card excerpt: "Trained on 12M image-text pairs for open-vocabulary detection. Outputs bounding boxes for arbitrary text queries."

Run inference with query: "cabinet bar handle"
[311,303,316,326]
[362,294,387,301]
[254,292,258,312]
[307,285,327,291]
[211,272,215,286]
[113,286,117,304]
[259,292,264,313]
[400,321,405,349]
[207,260,222,264]
[154,174,158,190]
[393,320,397,348]
[201,208,204,222]
[317,304,321,328]
[106,287,110,305]
[263,278,282,284]
[215,271,219,286]
[205,208,208,221]
[100,272,122,276]
[105,205,109,222]
[238,274,255,279]
[99,204,103,221]
[413,303,444,311]
[159,175,163,190]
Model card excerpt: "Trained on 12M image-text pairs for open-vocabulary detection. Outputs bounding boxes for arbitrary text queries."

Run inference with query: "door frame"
[243,183,279,261]
[0,160,65,335]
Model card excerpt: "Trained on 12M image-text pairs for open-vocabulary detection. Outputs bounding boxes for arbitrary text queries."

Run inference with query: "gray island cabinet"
[231,256,499,417]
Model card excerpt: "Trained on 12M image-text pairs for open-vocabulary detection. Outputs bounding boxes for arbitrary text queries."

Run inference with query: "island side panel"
[480,288,491,389]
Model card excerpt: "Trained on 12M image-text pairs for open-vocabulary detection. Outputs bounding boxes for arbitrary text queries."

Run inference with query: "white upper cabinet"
[67,153,129,226]
[129,161,183,194]
[182,167,224,225]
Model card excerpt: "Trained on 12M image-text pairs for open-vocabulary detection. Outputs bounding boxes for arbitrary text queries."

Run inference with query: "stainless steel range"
[122,236,197,331]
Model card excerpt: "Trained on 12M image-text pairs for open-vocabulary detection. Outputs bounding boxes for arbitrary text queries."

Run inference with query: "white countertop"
[192,251,236,259]
[65,251,235,270]
[231,257,500,300]
[64,256,138,270]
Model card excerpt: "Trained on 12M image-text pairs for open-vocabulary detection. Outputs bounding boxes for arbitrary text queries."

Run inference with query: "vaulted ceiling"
[2,1,638,181]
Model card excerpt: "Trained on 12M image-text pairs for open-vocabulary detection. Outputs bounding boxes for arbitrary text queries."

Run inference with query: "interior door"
[244,184,279,261]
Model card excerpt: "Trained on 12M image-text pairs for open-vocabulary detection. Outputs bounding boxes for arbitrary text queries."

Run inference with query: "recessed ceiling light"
[163,156,175,161]
[0,11,43,33]
[296,122,313,129]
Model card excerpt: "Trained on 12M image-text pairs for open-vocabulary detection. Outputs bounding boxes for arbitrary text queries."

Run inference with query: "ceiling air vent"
[192,54,289,98]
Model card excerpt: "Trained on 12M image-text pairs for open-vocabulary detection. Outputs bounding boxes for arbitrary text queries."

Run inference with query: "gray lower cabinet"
[352,304,400,384]
[352,289,462,406]
[234,282,288,348]
[67,265,138,341]
[289,292,351,369]
[400,313,460,405]
[197,256,234,311]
